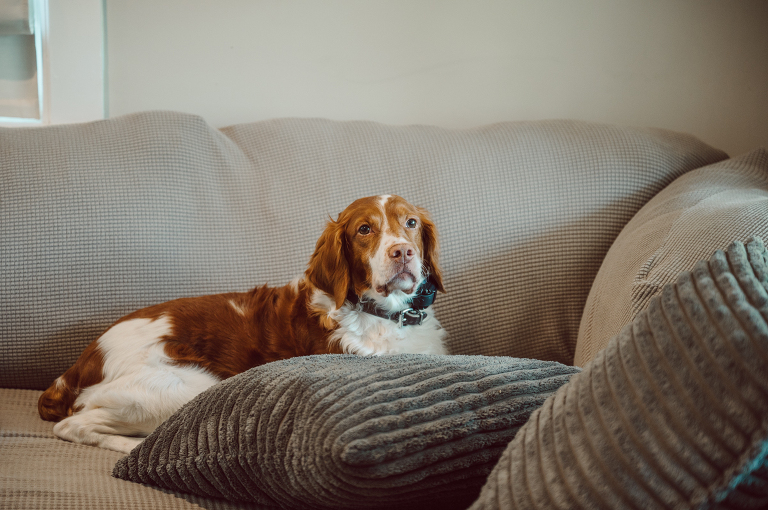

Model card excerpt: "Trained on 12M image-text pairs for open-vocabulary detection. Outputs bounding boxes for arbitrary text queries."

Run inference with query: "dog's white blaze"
[367,195,424,305]
[378,195,391,237]
[370,232,415,287]
[52,317,220,454]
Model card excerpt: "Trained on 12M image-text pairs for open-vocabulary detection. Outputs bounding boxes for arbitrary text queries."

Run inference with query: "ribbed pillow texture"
[471,237,768,509]
[113,354,580,509]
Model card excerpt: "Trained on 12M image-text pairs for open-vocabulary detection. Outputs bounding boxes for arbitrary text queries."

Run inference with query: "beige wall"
[106,0,768,157]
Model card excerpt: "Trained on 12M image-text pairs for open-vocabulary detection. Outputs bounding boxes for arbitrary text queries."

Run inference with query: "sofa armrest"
[576,148,768,366]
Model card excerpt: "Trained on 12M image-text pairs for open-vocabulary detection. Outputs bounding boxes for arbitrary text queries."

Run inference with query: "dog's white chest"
[330,306,446,356]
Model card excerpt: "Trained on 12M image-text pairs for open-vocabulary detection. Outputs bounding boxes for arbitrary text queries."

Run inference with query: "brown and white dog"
[38,195,446,453]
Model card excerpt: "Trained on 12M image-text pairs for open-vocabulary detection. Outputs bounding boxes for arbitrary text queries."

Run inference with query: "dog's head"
[306,195,444,310]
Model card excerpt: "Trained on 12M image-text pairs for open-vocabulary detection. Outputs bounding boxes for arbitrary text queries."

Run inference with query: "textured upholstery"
[113,354,579,509]
[471,239,768,509]
[0,112,727,390]
[576,148,768,366]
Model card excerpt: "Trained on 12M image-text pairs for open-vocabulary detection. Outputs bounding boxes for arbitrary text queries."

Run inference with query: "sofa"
[2,112,767,509]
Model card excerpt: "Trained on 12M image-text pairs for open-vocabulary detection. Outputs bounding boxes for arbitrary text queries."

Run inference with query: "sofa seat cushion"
[575,148,768,366]
[0,112,727,391]
[471,239,768,509]
[113,354,579,509]
[0,389,262,510]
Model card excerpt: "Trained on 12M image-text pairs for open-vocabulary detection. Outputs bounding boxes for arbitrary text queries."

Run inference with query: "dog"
[38,195,446,453]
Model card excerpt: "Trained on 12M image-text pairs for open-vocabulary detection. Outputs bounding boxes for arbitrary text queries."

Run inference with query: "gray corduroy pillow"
[471,237,768,509]
[113,354,580,509]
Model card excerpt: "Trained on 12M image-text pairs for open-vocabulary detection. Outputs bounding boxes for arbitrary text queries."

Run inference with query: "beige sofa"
[2,112,767,509]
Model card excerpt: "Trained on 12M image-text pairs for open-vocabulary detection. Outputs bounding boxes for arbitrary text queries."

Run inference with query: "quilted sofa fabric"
[113,354,580,510]
[0,112,727,390]
[0,389,261,510]
[0,112,726,389]
[471,238,768,509]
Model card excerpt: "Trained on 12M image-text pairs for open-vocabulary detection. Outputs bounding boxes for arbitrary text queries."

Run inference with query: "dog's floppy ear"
[306,218,351,309]
[417,207,445,293]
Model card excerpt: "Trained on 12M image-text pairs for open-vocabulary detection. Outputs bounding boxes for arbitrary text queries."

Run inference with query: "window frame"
[0,0,105,127]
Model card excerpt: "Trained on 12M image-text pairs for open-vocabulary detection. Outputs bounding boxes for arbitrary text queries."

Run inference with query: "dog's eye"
[406,218,418,228]
[358,225,371,235]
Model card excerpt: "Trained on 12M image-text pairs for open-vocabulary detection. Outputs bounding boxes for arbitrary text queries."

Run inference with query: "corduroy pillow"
[113,354,580,510]
[575,148,768,366]
[471,238,768,509]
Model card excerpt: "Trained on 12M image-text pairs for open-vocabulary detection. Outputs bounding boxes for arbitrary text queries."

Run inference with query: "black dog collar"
[345,276,438,327]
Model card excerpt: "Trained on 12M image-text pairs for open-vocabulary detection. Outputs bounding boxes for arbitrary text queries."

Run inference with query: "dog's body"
[38,195,446,453]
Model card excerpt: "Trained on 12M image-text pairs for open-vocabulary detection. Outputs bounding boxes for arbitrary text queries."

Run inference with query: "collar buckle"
[397,308,426,328]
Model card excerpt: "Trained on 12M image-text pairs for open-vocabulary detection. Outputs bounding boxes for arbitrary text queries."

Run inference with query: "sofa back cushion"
[0,112,726,389]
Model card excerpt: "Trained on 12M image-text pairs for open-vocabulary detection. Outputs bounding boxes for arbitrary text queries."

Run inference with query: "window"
[0,0,46,124]
[0,0,105,127]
